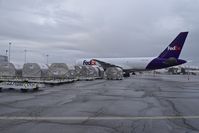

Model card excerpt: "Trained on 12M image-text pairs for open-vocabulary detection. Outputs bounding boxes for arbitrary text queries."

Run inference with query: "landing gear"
[123,73,130,77]
[132,72,136,75]
[21,89,28,92]
[33,86,39,91]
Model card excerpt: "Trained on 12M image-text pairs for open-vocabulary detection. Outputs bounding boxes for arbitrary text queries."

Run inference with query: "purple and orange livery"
[146,32,188,70]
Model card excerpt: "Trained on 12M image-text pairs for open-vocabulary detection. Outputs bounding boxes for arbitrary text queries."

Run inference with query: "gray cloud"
[0,0,199,65]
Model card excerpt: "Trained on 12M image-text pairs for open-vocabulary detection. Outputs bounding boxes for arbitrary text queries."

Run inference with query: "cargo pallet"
[78,77,95,81]
[0,77,76,85]
[0,82,44,92]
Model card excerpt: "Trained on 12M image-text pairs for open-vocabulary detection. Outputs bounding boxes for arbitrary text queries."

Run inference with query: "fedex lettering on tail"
[167,46,181,51]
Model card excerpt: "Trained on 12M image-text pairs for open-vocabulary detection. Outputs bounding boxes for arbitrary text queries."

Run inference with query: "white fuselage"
[76,57,155,71]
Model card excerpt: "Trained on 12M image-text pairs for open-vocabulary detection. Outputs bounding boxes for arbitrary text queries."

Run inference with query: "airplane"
[76,32,188,77]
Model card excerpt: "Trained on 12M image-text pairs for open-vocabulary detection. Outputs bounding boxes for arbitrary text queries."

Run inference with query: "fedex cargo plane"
[76,32,188,77]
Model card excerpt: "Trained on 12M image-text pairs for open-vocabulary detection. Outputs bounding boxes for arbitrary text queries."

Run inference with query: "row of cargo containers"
[0,63,105,81]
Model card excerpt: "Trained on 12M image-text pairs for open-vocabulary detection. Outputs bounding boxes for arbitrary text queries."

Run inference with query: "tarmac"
[0,74,199,133]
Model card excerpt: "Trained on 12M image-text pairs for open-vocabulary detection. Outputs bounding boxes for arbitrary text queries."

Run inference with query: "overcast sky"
[0,0,199,65]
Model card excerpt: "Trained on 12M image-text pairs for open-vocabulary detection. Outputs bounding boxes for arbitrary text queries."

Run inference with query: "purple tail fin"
[158,32,188,59]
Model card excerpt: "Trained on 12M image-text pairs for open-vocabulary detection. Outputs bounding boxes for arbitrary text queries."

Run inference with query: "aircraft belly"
[124,60,151,71]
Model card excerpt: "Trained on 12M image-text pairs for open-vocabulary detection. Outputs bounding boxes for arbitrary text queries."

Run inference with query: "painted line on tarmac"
[1,116,199,121]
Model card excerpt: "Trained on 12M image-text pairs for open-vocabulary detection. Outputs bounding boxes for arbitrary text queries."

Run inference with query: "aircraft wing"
[93,59,121,70]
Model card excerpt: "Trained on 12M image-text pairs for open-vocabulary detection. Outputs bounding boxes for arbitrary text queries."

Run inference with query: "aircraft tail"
[158,32,188,59]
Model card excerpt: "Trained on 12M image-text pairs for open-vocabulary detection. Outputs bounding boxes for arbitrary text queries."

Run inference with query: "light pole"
[46,54,49,65]
[5,50,8,56]
[8,42,11,62]
[5,50,8,62]
[24,49,27,63]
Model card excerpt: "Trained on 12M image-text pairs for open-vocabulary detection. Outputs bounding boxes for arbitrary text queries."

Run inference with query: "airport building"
[0,55,8,63]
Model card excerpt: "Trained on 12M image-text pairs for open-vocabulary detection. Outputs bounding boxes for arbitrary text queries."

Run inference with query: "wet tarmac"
[1,74,199,133]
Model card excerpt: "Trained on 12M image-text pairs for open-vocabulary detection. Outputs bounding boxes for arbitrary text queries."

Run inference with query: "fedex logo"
[167,46,181,51]
[83,60,96,65]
